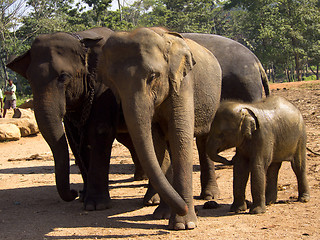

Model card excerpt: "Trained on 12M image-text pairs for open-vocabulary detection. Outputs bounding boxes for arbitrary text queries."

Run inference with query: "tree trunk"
[295,54,302,81]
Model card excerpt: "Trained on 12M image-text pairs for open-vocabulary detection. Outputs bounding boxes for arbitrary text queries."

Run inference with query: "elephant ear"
[81,37,103,49]
[6,51,31,79]
[240,108,259,139]
[166,32,196,94]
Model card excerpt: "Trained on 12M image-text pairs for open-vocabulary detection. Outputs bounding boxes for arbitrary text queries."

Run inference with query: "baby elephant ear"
[240,108,258,139]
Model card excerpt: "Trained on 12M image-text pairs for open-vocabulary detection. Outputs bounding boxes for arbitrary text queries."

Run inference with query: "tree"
[0,0,28,87]
[225,0,320,81]
[126,0,229,34]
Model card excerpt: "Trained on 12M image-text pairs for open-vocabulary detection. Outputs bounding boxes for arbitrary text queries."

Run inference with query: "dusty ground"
[0,81,320,239]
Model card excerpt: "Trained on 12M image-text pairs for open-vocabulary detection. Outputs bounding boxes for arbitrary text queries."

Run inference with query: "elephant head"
[98,28,197,215]
[6,28,112,202]
[206,101,258,163]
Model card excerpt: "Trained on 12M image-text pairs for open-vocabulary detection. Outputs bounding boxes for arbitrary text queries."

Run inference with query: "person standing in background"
[3,79,17,118]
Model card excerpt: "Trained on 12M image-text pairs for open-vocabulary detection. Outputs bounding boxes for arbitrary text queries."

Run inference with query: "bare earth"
[0,81,320,240]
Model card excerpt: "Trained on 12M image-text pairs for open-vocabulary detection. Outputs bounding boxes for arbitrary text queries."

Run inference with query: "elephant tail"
[258,60,270,97]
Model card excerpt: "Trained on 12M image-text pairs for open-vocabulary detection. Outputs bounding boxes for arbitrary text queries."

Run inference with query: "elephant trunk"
[121,96,188,216]
[33,97,77,202]
[206,138,233,165]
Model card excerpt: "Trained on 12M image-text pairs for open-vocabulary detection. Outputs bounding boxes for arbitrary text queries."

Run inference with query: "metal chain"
[63,31,96,176]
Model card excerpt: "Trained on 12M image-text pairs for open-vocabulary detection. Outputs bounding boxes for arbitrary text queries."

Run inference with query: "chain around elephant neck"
[62,32,96,176]
[65,32,95,129]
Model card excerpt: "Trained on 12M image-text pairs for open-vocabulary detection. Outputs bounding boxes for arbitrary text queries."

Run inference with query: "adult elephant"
[6,27,144,211]
[182,33,270,101]
[181,32,270,200]
[141,29,270,204]
[98,28,222,230]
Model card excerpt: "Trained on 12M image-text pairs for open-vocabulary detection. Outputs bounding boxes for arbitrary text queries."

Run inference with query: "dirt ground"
[0,81,320,240]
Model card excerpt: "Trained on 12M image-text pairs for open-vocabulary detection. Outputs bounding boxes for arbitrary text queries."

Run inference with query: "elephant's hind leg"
[265,162,282,205]
[291,144,310,202]
[196,136,220,200]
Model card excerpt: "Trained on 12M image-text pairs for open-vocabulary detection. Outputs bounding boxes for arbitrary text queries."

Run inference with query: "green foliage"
[2,0,320,91]
[225,0,320,81]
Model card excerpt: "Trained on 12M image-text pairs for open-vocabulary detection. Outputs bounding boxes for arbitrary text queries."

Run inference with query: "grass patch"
[16,95,32,107]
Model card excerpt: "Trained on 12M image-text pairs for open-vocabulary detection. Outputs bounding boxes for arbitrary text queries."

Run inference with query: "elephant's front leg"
[249,157,267,214]
[196,136,220,200]
[63,119,87,202]
[167,101,197,230]
[145,125,170,207]
[230,154,249,213]
[116,133,148,181]
[84,123,115,211]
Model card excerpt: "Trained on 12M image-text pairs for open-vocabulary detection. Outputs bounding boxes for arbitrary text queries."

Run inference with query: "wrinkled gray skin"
[206,96,310,214]
[143,31,270,205]
[6,27,145,211]
[182,33,270,102]
[99,28,222,230]
[183,32,270,199]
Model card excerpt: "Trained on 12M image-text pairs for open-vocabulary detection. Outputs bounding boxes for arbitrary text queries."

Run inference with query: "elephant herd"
[7,27,308,230]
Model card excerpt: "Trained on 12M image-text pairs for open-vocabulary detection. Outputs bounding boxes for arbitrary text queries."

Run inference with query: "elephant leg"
[291,145,310,202]
[116,133,147,181]
[85,132,114,210]
[266,162,282,205]
[84,117,117,211]
[167,107,197,230]
[249,158,267,214]
[64,119,87,202]
[152,148,172,218]
[144,124,170,207]
[230,155,249,213]
[196,136,220,200]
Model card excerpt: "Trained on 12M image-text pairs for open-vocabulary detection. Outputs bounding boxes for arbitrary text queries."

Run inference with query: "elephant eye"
[147,72,160,84]
[58,72,71,83]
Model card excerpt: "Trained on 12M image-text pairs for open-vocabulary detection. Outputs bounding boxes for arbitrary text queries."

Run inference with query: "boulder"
[13,108,35,119]
[0,108,39,140]
[0,118,39,137]
[0,123,21,141]
[18,99,34,109]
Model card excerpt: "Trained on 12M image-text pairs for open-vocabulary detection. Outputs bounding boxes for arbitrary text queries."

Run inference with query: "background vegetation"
[1,0,320,96]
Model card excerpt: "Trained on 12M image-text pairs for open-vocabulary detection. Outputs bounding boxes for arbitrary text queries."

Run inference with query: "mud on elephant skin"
[98,28,222,230]
[206,96,310,214]
[6,27,145,211]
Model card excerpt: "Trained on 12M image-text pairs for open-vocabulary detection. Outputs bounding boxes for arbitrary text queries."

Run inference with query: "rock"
[0,123,21,141]
[12,108,35,119]
[18,99,34,109]
[0,118,39,137]
[0,108,39,139]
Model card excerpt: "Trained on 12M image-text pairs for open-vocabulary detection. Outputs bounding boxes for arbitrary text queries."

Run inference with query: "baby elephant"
[206,96,310,214]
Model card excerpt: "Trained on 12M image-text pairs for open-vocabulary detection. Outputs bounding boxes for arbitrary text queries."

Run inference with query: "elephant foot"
[266,195,277,205]
[249,205,266,214]
[79,190,85,202]
[84,196,112,211]
[134,171,148,181]
[144,194,160,206]
[143,185,160,206]
[153,203,171,219]
[168,209,198,230]
[230,201,247,213]
[200,185,220,200]
[298,193,310,203]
